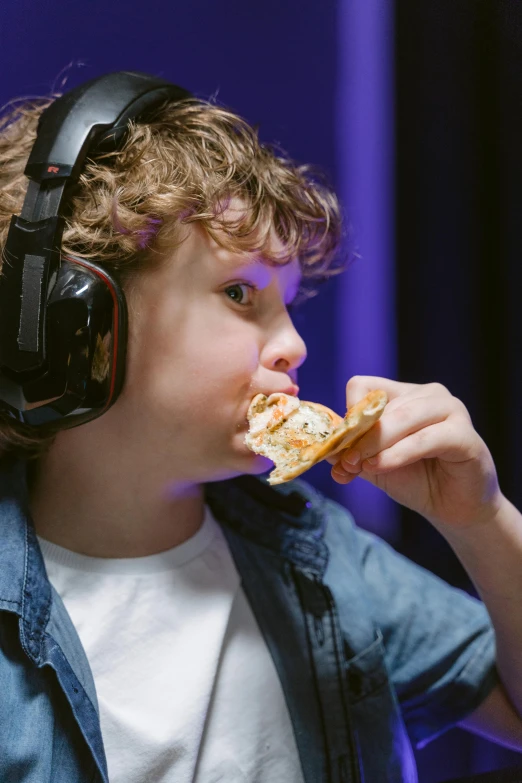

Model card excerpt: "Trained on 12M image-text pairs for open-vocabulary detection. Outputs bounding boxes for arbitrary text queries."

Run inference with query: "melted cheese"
[285,405,332,439]
[245,399,335,464]
[246,394,300,435]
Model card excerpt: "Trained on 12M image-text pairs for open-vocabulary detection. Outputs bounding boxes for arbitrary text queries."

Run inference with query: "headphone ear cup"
[0,72,191,429]
[19,256,128,428]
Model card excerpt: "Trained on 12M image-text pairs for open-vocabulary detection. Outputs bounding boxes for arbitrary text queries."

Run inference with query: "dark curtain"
[395,1,522,779]
[2,0,522,780]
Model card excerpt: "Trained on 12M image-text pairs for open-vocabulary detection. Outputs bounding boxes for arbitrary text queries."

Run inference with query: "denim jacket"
[0,457,499,783]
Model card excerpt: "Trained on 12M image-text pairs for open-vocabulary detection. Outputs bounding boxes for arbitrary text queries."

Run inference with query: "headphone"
[0,71,191,429]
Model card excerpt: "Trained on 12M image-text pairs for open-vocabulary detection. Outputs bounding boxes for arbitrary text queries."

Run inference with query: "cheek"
[127,308,260,421]
[172,338,258,402]
[182,311,260,377]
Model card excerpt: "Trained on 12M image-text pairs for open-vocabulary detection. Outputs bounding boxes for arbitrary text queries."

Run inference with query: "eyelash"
[224,282,299,313]
[224,282,258,307]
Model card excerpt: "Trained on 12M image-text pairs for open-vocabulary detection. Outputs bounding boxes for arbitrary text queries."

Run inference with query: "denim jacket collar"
[0,457,329,665]
[204,473,329,574]
[0,457,51,664]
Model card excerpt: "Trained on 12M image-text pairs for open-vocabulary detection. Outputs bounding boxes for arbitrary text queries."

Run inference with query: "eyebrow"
[219,254,268,270]
[220,256,302,299]
[220,258,272,282]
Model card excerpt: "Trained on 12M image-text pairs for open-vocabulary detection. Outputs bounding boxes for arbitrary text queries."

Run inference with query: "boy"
[1,72,522,783]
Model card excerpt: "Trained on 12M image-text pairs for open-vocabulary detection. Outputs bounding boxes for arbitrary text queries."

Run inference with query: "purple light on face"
[335,0,399,543]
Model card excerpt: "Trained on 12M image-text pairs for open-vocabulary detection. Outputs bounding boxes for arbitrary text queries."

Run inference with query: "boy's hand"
[329,376,504,532]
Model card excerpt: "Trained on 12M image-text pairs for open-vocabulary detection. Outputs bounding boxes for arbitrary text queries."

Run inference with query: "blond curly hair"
[0,91,345,462]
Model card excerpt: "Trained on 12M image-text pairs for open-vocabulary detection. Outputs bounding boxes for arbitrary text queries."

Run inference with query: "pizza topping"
[246,393,300,436]
[244,389,388,485]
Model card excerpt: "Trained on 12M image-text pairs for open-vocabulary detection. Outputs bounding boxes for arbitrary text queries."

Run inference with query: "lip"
[279,385,300,397]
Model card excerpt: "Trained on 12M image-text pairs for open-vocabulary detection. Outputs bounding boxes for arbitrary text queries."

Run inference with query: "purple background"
[3,0,522,779]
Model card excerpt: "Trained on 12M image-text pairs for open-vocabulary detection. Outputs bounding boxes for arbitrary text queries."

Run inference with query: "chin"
[243,454,273,475]
[219,431,273,478]
[201,450,272,484]
[228,448,273,478]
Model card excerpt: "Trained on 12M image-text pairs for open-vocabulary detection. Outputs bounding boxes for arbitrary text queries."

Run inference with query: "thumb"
[345,375,411,413]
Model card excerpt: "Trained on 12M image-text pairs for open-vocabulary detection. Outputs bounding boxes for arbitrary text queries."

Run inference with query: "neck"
[27,436,205,559]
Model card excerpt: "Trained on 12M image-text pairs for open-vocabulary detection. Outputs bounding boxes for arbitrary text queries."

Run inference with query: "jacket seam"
[46,641,109,782]
[403,626,497,739]
[19,521,31,654]
[323,582,362,783]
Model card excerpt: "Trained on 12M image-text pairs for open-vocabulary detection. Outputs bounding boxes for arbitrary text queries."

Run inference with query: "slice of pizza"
[245,390,388,485]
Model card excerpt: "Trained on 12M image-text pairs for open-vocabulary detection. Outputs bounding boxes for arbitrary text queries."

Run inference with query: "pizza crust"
[245,390,388,485]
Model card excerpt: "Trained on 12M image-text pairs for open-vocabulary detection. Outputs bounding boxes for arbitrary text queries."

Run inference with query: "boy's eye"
[224,283,256,306]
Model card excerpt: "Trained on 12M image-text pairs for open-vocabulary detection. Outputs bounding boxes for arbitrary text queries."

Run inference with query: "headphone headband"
[25,71,189,189]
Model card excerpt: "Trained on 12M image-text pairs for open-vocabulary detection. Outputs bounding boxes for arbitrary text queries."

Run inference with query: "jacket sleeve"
[320,494,500,749]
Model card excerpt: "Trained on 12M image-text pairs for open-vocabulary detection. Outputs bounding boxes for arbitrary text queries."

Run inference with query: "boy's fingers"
[345,375,416,412]
[324,433,365,465]
[331,466,358,485]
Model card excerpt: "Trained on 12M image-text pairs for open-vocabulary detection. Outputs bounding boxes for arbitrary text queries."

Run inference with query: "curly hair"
[0,90,346,462]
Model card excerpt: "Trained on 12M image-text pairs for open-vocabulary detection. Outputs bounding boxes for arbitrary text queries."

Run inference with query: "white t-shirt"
[38,506,305,783]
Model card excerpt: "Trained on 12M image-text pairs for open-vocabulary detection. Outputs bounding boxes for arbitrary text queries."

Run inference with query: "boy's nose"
[265,330,307,375]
